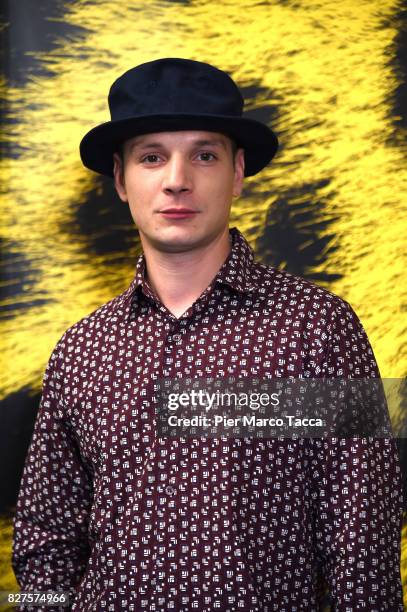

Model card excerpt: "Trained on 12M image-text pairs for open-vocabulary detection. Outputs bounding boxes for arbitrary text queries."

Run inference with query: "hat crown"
[108,58,244,120]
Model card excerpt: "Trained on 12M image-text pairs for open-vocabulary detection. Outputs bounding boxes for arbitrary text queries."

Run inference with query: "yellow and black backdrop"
[0,0,406,607]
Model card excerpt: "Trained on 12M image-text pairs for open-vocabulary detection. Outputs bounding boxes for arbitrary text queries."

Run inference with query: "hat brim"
[79,114,278,177]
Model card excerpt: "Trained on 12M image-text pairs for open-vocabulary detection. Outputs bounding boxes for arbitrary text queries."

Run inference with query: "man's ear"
[232,148,245,197]
[113,152,128,202]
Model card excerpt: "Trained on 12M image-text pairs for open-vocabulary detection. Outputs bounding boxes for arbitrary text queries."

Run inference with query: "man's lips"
[159,208,199,218]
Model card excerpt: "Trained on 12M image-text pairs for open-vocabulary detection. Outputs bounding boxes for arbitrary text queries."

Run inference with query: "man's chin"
[140,228,220,254]
[149,237,207,254]
[138,223,231,255]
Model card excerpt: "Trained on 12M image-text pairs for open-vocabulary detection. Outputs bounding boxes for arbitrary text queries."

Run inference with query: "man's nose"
[162,155,192,195]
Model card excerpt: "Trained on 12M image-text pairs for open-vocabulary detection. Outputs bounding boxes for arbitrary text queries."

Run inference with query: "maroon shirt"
[12,227,403,611]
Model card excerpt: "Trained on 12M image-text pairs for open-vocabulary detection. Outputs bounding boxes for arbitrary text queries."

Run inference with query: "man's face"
[113,130,245,254]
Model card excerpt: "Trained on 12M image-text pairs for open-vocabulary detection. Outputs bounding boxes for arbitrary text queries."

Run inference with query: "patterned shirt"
[12,227,403,611]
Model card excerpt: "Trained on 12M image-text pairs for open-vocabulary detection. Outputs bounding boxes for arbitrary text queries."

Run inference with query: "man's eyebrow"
[191,139,227,149]
[128,141,164,153]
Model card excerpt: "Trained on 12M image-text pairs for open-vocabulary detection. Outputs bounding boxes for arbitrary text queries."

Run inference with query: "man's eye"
[197,152,216,161]
[142,154,161,163]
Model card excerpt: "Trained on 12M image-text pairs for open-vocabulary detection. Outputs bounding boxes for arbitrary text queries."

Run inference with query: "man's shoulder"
[52,285,133,357]
[251,260,351,313]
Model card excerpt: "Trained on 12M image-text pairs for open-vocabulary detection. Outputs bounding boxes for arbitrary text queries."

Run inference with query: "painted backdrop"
[1,0,406,607]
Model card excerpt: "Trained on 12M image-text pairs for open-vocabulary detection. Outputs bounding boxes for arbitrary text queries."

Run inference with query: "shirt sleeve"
[12,340,93,601]
[308,300,404,611]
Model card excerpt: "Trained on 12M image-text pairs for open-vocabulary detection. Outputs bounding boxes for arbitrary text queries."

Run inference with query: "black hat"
[79,58,279,177]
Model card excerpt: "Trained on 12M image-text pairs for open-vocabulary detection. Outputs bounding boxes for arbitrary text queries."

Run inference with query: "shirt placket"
[145,303,192,610]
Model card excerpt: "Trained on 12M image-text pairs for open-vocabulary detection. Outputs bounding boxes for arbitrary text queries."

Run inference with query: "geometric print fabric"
[12,228,404,611]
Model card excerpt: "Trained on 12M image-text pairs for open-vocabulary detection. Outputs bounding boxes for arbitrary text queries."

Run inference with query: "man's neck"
[141,229,232,319]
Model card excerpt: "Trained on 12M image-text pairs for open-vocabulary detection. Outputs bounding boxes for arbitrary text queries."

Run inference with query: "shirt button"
[172,334,182,342]
[165,485,175,495]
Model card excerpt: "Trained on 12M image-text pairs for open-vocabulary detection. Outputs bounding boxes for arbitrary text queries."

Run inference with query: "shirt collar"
[214,227,256,294]
[122,226,257,320]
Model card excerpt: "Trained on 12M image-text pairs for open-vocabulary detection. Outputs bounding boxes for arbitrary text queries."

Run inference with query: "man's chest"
[61,294,323,476]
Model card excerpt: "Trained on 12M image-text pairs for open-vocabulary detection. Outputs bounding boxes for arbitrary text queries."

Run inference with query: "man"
[12,58,403,611]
